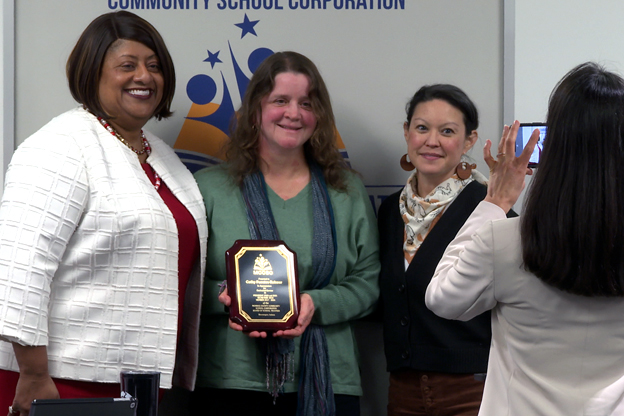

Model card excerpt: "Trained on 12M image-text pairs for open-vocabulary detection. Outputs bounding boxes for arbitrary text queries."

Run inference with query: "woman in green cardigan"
[191,51,380,416]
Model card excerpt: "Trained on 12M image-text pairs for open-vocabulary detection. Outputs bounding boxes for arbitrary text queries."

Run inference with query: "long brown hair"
[225,51,351,190]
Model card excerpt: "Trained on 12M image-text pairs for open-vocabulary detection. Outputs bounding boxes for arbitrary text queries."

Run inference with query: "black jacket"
[378,181,516,374]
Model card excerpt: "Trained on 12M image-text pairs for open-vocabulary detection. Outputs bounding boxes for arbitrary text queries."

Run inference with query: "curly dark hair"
[224,51,351,190]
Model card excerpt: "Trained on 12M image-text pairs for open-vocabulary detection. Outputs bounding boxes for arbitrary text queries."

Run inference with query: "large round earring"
[455,161,476,180]
[400,154,415,171]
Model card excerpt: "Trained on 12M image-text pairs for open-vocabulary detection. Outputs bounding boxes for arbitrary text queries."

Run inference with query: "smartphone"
[515,122,547,167]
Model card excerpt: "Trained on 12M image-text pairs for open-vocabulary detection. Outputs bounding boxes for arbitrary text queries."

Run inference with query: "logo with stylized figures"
[172,13,351,173]
[253,254,273,276]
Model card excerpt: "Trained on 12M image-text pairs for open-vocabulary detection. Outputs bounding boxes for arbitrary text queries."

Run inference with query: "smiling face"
[258,72,318,159]
[405,99,478,196]
[97,39,164,135]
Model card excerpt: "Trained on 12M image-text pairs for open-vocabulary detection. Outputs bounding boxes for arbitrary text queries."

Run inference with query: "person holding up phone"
[426,62,624,415]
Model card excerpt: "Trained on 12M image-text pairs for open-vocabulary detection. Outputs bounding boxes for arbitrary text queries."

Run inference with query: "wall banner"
[15,1,500,215]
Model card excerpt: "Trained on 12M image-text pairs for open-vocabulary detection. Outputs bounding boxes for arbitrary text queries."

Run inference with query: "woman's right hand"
[218,286,231,308]
[11,345,59,415]
[219,287,269,338]
[484,120,539,212]
[10,373,59,416]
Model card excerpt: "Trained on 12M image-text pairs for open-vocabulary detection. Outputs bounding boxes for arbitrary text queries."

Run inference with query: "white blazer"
[426,201,624,416]
[0,107,208,389]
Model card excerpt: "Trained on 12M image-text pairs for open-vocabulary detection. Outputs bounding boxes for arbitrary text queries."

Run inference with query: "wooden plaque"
[226,239,300,332]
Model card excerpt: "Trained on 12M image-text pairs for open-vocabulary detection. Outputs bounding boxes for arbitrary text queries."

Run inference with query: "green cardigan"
[194,164,380,395]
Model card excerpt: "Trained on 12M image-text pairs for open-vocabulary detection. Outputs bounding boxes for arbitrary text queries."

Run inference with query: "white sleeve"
[425,201,506,321]
[0,132,89,346]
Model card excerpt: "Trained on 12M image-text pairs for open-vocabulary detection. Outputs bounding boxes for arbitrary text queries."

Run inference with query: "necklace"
[97,116,151,155]
[96,116,161,191]
[152,169,162,191]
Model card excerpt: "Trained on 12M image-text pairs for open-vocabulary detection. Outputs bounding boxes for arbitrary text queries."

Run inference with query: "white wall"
[513,0,624,123]
[12,1,503,196]
[0,0,14,200]
[507,0,624,212]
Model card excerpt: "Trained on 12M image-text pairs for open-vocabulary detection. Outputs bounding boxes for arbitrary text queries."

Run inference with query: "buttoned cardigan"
[378,182,511,374]
[0,107,208,390]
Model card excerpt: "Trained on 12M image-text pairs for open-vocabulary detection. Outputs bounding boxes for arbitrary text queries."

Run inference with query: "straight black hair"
[405,84,479,134]
[66,11,175,121]
[521,62,624,296]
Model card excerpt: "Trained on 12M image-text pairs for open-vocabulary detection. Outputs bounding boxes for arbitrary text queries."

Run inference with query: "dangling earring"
[455,161,476,180]
[400,154,415,171]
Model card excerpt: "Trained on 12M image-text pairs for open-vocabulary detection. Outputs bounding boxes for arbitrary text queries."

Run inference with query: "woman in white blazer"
[0,11,207,416]
[426,62,624,416]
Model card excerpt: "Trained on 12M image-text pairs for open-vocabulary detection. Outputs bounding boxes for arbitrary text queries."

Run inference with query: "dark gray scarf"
[241,163,337,416]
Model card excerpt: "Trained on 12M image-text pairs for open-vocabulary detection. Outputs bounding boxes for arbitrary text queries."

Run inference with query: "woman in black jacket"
[378,84,515,416]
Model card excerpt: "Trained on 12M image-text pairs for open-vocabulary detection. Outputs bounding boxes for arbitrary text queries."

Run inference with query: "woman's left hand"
[484,120,539,212]
[273,294,315,339]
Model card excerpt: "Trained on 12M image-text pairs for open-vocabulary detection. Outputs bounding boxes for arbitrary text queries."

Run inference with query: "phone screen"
[515,123,547,167]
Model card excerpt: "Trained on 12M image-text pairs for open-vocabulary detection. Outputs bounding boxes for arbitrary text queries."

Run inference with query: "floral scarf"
[399,169,488,262]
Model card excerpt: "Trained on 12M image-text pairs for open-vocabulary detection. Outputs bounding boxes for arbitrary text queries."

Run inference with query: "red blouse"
[142,163,200,335]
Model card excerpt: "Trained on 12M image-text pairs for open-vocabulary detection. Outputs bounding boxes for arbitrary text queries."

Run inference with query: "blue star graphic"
[203,50,222,69]
[235,14,259,39]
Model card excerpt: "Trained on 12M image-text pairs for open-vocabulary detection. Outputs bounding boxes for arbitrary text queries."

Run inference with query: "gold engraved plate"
[226,240,300,331]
